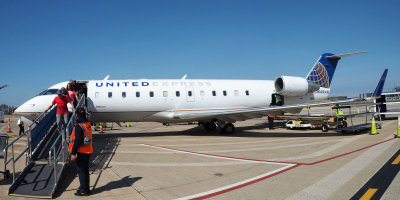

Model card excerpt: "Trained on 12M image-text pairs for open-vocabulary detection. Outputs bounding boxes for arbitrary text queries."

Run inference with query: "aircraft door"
[186,87,195,102]
[271,93,284,106]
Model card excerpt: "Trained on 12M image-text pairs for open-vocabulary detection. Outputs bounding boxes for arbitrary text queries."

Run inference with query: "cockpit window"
[39,89,58,96]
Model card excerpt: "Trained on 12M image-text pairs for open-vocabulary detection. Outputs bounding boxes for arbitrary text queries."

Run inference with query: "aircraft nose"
[14,104,24,114]
[15,103,34,114]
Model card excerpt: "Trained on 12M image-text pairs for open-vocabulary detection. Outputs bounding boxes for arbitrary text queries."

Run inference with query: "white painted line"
[100,150,173,154]
[109,161,254,167]
[156,137,302,147]
[174,165,295,200]
[286,135,397,200]
[192,139,341,153]
[273,134,364,161]
[142,144,292,165]
[142,143,297,200]
[121,137,244,142]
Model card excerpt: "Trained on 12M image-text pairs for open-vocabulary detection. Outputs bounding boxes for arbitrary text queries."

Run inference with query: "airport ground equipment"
[0,111,4,123]
[4,95,86,198]
[278,103,382,133]
[370,117,378,135]
[396,115,400,138]
[7,117,12,133]
[0,133,10,178]
[93,122,114,131]
[333,104,381,134]
[278,115,345,132]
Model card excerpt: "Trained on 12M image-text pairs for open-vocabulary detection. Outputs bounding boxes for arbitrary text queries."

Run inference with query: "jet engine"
[274,76,320,96]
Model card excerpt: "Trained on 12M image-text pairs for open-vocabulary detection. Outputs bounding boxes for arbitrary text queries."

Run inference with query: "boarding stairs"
[3,95,86,198]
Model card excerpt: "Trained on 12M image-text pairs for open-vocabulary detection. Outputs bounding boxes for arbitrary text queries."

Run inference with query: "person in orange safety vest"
[68,107,93,196]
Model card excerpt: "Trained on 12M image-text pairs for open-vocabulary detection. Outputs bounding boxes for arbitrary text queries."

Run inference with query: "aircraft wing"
[172,98,361,122]
[173,68,388,122]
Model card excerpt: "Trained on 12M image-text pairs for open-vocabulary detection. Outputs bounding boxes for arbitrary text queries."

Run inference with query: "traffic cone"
[395,115,400,138]
[370,117,378,135]
[99,123,104,133]
[127,122,130,127]
[7,118,12,133]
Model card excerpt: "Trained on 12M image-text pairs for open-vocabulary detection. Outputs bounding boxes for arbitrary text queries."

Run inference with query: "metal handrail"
[3,107,54,182]
[49,94,85,190]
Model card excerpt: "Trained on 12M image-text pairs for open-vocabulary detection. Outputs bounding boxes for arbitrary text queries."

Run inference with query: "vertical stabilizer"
[306,52,367,88]
[372,69,388,97]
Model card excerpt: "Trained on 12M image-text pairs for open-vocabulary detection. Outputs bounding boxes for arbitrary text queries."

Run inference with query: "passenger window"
[150,91,154,97]
[245,90,250,96]
[212,91,216,96]
[188,91,192,97]
[200,91,205,96]
[122,92,126,98]
[234,90,239,96]
[223,90,227,96]
[108,92,112,98]
[95,92,100,98]
[136,92,140,97]
[176,91,180,97]
[163,91,168,97]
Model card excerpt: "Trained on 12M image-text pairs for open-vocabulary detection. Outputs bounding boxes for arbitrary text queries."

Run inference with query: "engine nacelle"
[274,76,320,96]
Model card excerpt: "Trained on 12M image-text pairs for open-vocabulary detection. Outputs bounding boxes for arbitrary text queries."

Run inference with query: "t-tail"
[371,69,388,98]
[306,52,368,89]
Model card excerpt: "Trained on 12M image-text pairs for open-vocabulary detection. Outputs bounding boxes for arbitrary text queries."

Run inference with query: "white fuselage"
[15,79,330,123]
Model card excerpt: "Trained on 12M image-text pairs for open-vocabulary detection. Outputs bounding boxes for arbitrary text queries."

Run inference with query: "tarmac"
[0,106,399,199]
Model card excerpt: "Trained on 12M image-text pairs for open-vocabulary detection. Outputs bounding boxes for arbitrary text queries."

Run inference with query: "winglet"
[372,69,388,97]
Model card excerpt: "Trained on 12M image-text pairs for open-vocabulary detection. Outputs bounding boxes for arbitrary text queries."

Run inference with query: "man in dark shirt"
[68,108,93,196]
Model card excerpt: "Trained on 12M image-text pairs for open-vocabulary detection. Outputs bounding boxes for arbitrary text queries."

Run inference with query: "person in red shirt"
[45,89,76,128]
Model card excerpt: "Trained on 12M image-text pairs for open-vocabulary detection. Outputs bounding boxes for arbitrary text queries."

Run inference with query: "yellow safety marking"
[392,154,400,165]
[359,188,377,200]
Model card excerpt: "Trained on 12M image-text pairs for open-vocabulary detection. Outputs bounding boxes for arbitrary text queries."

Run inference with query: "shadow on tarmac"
[54,137,141,198]
[91,176,142,195]
[92,122,366,139]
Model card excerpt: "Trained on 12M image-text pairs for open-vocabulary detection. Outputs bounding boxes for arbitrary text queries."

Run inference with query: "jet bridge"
[3,95,86,198]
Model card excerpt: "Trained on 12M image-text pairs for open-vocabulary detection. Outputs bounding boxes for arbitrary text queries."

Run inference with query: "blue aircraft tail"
[306,52,367,88]
[372,69,388,97]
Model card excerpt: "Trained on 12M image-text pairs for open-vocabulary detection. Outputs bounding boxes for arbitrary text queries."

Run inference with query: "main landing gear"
[200,121,236,134]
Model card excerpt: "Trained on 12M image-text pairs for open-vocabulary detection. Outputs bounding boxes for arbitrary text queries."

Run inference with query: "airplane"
[15,52,373,133]
[0,85,8,90]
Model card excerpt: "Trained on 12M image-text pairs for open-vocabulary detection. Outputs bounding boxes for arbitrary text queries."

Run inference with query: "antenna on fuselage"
[103,75,110,80]
[181,75,187,80]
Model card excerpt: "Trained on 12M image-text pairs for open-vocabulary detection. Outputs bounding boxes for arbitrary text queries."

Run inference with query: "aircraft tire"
[204,122,217,131]
[222,123,235,134]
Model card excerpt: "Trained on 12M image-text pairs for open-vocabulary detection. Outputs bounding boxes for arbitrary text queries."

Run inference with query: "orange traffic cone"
[7,118,12,133]
[99,123,104,133]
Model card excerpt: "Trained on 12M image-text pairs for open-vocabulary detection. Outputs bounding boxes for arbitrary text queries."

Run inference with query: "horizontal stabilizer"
[325,51,368,59]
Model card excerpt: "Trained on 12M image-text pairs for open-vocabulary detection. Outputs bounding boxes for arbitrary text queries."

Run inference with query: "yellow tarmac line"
[360,188,377,200]
[392,154,400,165]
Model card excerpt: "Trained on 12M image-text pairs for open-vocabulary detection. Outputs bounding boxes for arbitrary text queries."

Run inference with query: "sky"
[1,0,399,107]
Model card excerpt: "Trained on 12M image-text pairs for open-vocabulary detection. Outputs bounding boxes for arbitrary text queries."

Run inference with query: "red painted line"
[303,138,396,165]
[144,137,396,166]
[142,137,397,200]
[190,164,300,200]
